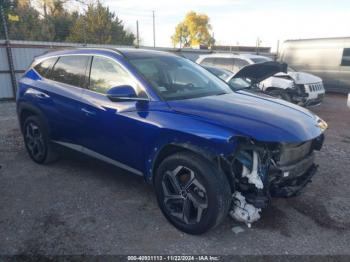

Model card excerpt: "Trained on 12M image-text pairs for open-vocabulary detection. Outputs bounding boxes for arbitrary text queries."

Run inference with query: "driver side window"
[89,56,142,96]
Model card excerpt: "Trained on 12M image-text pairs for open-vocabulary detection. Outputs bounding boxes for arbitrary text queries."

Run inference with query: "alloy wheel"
[24,122,46,161]
[161,166,208,224]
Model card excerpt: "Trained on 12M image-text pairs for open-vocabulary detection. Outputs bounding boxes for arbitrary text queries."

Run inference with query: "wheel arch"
[17,102,49,134]
[151,143,218,184]
[146,132,239,194]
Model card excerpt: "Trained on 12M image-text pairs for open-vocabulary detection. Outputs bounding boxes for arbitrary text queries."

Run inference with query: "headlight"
[316,116,328,131]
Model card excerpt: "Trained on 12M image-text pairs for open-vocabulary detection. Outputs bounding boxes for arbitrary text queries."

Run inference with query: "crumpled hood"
[168,92,323,142]
[232,61,287,84]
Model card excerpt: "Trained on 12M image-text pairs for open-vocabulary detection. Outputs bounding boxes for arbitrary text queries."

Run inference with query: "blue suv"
[17,48,327,234]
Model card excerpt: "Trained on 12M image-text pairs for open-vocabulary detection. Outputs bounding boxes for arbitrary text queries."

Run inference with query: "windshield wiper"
[216,92,227,96]
[234,85,252,91]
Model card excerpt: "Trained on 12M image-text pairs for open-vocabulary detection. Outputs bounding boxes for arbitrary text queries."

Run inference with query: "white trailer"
[279,37,350,93]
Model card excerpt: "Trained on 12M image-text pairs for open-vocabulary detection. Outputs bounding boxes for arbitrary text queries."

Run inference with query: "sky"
[104,0,350,51]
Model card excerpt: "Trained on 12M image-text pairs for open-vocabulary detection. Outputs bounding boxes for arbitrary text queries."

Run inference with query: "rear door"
[43,55,91,145]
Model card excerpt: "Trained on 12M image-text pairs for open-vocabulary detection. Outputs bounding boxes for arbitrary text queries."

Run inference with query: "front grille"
[297,84,306,94]
[309,82,323,92]
[278,141,312,166]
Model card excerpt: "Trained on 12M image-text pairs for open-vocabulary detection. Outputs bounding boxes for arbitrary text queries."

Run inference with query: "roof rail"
[111,48,127,58]
[71,46,127,58]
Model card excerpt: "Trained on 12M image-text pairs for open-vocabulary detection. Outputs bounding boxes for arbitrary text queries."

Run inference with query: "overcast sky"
[104,0,350,50]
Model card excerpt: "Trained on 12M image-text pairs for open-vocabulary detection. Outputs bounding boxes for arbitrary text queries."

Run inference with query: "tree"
[171,11,215,48]
[67,2,135,45]
[7,4,45,40]
[0,0,45,41]
[33,0,75,41]
[0,0,135,45]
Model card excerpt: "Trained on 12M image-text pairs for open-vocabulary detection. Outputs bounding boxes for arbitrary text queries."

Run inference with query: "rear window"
[250,57,272,63]
[200,57,215,66]
[341,48,350,66]
[233,58,249,68]
[50,56,91,87]
[34,57,58,77]
[213,58,234,71]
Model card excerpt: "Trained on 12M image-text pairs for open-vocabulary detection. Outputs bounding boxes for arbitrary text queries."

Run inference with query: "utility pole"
[83,16,87,46]
[136,20,139,47]
[256,37,261,55]
[152,10,155,48]
[276,40,280,61]
[179,26,182,49]
[0,2,17,98]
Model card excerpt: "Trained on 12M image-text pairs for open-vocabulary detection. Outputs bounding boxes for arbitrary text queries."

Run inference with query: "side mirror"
[106,85,148,102]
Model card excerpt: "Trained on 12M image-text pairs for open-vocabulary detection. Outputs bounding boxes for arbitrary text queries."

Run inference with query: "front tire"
[154,152,231,234]
[23,115,58,164]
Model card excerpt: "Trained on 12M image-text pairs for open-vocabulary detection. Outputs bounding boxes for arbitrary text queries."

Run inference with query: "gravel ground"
[0,94,349,255]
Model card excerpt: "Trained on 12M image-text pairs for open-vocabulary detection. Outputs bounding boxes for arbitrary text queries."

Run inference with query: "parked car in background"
[203,62,286,93]
[280,37,350,93]
[202,66,233,81]
[197,53,325,106]
[17,48,327,234]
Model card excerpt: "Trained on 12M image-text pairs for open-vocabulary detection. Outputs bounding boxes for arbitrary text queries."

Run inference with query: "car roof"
[198,53,271,60]
[118,48,178,59]
[36,47,177,61]
[239,54,271,59]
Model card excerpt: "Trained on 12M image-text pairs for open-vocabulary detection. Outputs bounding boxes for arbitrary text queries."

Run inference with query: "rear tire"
[154,152,231,234]
[23,115,58,164]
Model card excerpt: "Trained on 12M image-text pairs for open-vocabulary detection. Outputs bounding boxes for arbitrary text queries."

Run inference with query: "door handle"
[81,108,96,116]
[37,93,50,98]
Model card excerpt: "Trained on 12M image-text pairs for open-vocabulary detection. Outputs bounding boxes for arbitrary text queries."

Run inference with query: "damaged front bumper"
[270,164,318,198]
[226,135,324,226]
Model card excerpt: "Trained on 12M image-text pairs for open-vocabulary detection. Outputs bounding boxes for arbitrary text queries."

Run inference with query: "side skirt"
[52,141,144,176]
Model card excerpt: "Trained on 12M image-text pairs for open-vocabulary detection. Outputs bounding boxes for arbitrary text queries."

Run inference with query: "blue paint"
[17,48,325,182]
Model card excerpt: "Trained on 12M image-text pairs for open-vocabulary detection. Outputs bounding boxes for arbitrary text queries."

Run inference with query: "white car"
[196,53,325,106]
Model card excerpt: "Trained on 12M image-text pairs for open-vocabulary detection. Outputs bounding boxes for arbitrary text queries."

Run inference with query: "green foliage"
[7,5,45,40]
[67,2,135,45]
[171,11,215,48]
[0,0,135,45]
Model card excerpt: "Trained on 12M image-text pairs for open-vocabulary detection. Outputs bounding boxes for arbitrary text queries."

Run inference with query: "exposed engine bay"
[225,135,324,226]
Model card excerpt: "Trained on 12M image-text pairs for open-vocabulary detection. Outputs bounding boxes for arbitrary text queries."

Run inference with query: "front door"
[79,55,149,173]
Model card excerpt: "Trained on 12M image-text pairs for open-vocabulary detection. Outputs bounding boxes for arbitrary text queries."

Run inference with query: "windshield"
[228,77,251,91]
[288,66,296,72]
[250,57,272,63]
[129,55,232,100]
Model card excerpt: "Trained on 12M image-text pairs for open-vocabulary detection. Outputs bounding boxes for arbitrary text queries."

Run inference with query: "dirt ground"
[0,93,349,255]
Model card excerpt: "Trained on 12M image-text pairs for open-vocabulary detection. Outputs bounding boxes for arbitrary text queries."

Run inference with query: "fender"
[143,129,239,183]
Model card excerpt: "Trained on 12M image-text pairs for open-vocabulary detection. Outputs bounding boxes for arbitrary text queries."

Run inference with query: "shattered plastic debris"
[231,226,245,234]
[229,192,261,227]
[241,151,264,189]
